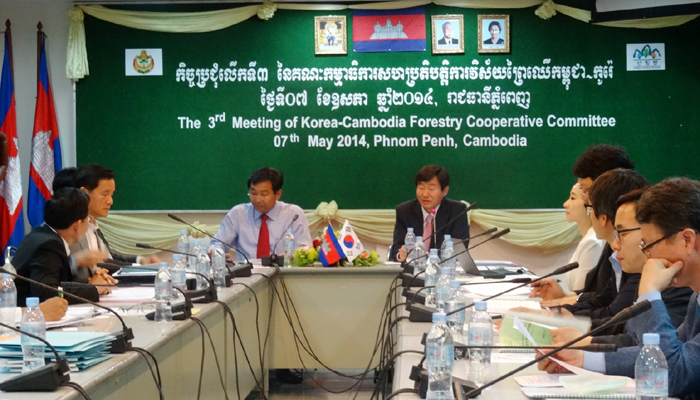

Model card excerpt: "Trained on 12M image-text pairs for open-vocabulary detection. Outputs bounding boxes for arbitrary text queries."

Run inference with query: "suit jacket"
[573,243,615,302]
[12,225,99,306]
[605,293,700,400]
[438,37,458,45]
[389,198,469,261]
[591,286,693,347]
[566,272,640,321]
[70,227,137,282]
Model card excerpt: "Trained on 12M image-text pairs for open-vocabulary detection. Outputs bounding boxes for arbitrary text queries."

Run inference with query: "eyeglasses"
[248,192,273,200]
[584,203,593,217]
[612,227,640,242]
[639,229,682,258]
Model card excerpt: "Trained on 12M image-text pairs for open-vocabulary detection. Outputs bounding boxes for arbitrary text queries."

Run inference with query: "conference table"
[0,264,402,399]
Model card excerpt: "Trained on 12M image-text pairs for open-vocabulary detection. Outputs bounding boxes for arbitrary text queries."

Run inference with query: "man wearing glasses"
[213,167,312,261]
[538,177,700,400]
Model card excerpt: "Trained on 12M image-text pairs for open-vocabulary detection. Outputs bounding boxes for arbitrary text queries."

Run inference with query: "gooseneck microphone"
[0,321,71,392]
[0,268,134,354]
[459,301,652,398]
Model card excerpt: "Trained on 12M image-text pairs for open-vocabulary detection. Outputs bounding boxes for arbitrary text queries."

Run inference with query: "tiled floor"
[246,369,378,400]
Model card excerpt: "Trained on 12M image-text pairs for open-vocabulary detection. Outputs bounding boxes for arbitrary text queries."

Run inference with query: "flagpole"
[5,20,12,75]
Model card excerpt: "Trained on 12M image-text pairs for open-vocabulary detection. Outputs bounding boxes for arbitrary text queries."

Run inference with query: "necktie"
[424,214,434,249]
[257,214,270,258]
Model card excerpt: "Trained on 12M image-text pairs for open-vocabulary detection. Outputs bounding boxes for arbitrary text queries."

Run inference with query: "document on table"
[514,374,569,387]
[98,286,155,302]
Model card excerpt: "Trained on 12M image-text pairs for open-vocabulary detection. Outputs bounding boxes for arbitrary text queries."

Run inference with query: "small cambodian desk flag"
[0,23,25,253]
[28,32,62,227]
[318,222,346,267]
[339,219,364,262]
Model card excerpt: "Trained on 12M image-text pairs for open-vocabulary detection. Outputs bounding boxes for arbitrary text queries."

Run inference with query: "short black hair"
[75,164,115,191]
[488,21,501,31]
[572,144,635,180]
[52,167,78,192]
[588,169,648,223]
[248,167,284,193]
[44,188,90,230]
[415,165,450,190]
[637,177,700,235]
[615,187,647,211]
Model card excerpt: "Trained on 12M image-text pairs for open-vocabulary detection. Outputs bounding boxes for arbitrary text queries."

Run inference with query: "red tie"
[257,214,270,258]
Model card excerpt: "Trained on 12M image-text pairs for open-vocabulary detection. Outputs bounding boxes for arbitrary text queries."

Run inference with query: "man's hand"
[139,255,161,265]
[639,258,683,296]
[536,345,584,374]
[529,278,565,301]
[397,245,406,262]
[89,271,117,295]
[38,297,68,322]
[541,295,578,308]
[550,327,591,345]
[75,250,107,268]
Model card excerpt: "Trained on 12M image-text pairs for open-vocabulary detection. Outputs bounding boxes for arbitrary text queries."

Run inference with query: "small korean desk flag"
[339,220,364,262]
[318,222,345,267]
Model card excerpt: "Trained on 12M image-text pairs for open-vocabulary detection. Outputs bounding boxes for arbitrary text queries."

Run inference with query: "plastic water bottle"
[283,228,295,267]
[170,254,187,301]
[635,333,668,400]
[446,280,466,339]
[425,312,454,400]
[441,240,456,281]
[404,228,416,262]
[413,237,428,274]
[20,297,45,372]
[195,246,211,290]
[0,274,17,336]
[190,239,202,272]
[435,267,452,312]
[154,263,173,323]
[177,230,189,265]
[440,234,451,258]
[212,242,227,290]
[468,301,493,386]
[424,249,441,308]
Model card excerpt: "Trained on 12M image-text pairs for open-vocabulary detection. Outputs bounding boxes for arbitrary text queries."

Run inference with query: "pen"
[57,286,63,298]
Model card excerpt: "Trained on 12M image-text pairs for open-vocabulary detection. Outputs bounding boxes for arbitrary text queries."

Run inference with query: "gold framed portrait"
[478,14,510,54]
[431,15,465,55]
[315,16,347,55]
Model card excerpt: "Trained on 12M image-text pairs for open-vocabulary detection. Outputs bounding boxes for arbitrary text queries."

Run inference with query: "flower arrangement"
[291,227,380,267]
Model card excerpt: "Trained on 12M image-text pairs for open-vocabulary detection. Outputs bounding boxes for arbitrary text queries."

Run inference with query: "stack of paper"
[0,331,114,372]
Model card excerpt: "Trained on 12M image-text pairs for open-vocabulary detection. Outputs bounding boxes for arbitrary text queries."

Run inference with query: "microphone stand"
[0,321,71,392]
[0,267,134,354]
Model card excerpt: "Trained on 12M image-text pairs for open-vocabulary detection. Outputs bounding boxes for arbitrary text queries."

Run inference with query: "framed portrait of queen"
[478,14,510,54]
[315,16,347,55]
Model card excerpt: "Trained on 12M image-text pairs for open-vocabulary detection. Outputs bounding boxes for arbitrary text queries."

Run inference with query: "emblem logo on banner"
[125,49,163,76]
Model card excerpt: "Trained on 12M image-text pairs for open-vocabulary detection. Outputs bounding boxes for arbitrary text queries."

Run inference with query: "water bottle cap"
[407,227,414,232]
[181,229,187,235]
[643,333,660,345]
[475,301,487,311]
[450,280,461,288]
[286,228,293,234]
[444,234,451,240]
[1,273,10,279]
[159,262,168,269]
[430,249,438,255]
[173,254,182,260]
[415,236,423,241]
[432,312,447,323]
[440,267,451,274]
[26,297,39,307]
[445,240,453,247]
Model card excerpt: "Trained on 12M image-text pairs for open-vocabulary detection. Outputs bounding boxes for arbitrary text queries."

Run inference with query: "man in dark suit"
[437,21,458,45]
[13,188,102,306]
[538,178,700,400]
[390,165,469,262]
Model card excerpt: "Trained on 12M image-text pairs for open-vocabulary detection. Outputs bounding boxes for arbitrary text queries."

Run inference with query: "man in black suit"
[437,21,458,45]
[13,188,102,306]
[390,165,469,261]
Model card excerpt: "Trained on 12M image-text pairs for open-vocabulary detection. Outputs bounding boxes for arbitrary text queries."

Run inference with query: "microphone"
[263,215,300,267]
[0,321,71,392]
[457,301,652,398]
[167,213,254,273]
[454,343,617,353]
[467,228,510,251]
[118,265,218,304]
[400,202,476,266]
[0,268,134,354]
[445,262,579,317]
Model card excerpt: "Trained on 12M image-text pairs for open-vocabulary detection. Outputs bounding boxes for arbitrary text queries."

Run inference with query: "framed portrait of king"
[478,15,510,54]
[315,16,347,55]
[432,15,464,55]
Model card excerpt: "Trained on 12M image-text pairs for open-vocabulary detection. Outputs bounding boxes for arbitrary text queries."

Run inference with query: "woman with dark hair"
[483,21,504,45]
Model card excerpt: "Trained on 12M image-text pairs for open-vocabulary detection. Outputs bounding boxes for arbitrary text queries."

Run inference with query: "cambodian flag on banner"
[27,35,62,227]
[0,27,25,254]
[318,222,346,267]
[353,6,426,53]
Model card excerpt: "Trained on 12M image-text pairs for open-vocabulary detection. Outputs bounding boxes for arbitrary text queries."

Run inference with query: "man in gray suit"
[538,177,700,400]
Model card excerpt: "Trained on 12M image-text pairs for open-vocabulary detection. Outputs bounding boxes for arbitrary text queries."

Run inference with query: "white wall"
[3,0,576,276]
